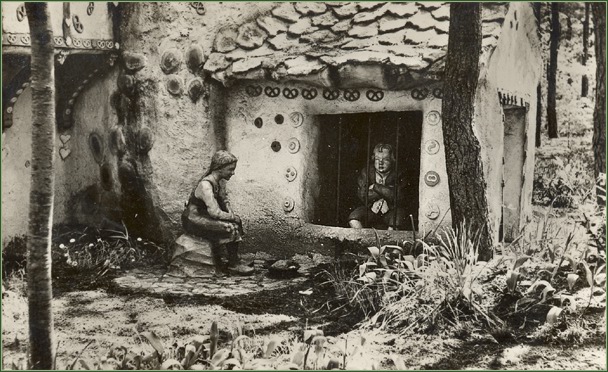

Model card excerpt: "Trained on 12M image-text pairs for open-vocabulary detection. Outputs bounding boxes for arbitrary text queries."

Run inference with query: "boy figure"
[348,143,407,230]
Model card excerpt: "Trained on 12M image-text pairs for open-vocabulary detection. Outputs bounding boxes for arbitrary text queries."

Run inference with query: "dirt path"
[3,284,605,370]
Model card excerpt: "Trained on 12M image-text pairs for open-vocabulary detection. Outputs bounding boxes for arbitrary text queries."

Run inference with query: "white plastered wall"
[223,80,452,251]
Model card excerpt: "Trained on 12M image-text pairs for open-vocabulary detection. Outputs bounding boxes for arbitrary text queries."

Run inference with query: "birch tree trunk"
[24,3,56,369]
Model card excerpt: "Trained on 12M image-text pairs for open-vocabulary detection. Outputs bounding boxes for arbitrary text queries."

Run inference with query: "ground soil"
[2,252,606,370]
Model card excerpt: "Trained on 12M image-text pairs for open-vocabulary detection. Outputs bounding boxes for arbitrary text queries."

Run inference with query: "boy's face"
[374,149,392,174]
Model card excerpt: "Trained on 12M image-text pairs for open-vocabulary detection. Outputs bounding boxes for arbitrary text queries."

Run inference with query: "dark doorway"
[501,107,527,242]
[314,111,423,230]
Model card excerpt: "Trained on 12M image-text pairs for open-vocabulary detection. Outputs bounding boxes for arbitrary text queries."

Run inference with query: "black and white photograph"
[1,1,606,370]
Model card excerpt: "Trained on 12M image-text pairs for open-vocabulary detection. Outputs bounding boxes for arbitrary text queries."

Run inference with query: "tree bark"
[442,3,493,260]
[582,3,590,97]
[592,3,606,185]
[24,3,56,369]
[536,84,542,147]
[547,2,560,139]
[534,3,542,147]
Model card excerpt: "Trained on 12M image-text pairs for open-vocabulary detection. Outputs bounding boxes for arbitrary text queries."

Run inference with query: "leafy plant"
[52,224,166,279]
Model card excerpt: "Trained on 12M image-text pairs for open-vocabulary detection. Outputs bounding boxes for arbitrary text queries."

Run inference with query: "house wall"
[223,81,452,256]
[483,2,542,238]
[2,0,118,246]
[2,2,275,247]
[1,70,121,245]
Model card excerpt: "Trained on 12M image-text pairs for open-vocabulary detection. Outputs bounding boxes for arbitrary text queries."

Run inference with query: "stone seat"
[166,234,216,278]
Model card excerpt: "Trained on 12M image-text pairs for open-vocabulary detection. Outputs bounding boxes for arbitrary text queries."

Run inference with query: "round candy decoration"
[283,197,295,212]
[290,112,304,127]
[424,140,440,155]
[426,110,441,126]
[285,166,297,182]
[271,141,281,152]
[166,75,183,96]
[425,203,440,220]
[287,138,300,154]
[424,171,440,187]
[160,49,182,74]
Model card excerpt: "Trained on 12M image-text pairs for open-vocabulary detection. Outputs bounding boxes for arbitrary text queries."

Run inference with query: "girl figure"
[182,150,254,276]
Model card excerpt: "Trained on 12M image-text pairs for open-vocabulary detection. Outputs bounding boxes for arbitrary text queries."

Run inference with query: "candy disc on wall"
[426,110,441,126]
[289,112,304,127]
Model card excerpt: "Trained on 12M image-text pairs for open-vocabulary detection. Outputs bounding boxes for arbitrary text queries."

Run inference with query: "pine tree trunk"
[536,84,542,147]
[582,3,590,97]
[24,3,56,369]
[592,3,606,185]
[442,3,493,260]
[547,2,560,139]
[534,3,542,147]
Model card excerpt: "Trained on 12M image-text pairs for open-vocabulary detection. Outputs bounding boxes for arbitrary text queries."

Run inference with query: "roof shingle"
[205,2,512,88]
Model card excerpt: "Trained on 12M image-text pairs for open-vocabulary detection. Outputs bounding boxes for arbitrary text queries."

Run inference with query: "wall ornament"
[425,203,440,220]
[190,2,206,16]
[323,89,340,100]
[285,166,297,182]
[301,88,317,100]
[432,87,443,99]
[411,88,428,100]
[287,138,300,154]
[343,89,360,101]
[283,88,299,99]
[424,171,440,187]
[424,140,440,155]
[265,86,280,97]
[366,89,384,102]
[245,85,262,97]
[425,110,441,126]
[289,112,304,127]
[283,198,295,212]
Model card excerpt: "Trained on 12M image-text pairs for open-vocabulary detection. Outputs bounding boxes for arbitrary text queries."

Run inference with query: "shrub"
[328,223,503,335]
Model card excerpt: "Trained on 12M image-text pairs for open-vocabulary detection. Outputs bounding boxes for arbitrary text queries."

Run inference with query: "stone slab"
[167,234,216,278]
[110,253,331,300]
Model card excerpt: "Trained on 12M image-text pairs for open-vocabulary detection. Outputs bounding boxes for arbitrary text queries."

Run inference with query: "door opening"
[502,107,527,242]
[314,111,422,230]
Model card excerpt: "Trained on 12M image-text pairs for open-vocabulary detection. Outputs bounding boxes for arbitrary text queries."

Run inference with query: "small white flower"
[97,238,102,242]
[137,237,142,242]
[69,238,76,243]
[59,244,66,249]
[88,243,94,248]
[64,253,68,257]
